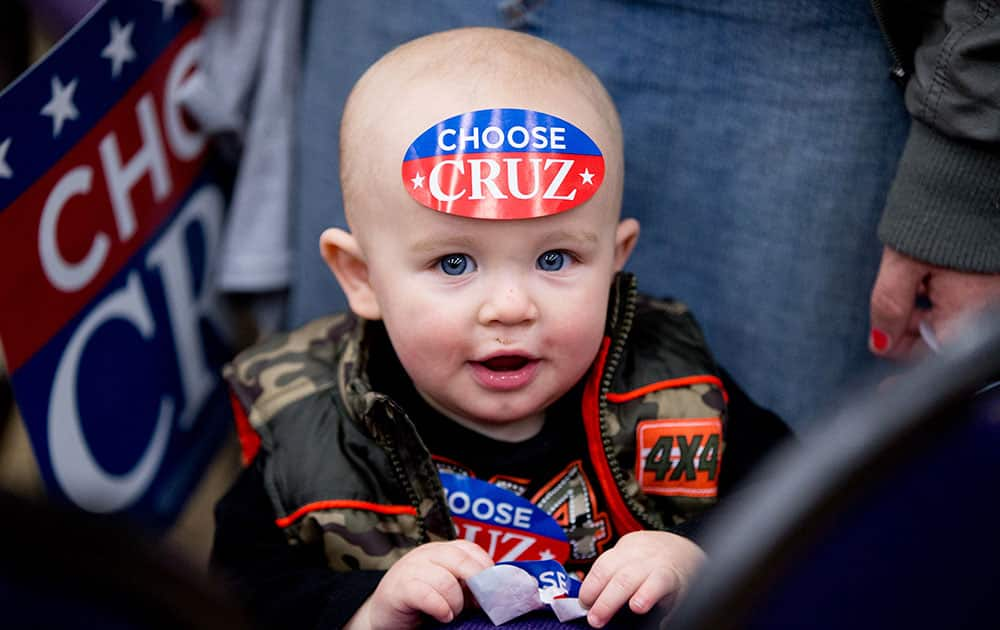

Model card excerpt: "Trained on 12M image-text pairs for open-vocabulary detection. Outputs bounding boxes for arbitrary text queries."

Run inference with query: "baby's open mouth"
[480,356,532,371]
[470,355,540,390]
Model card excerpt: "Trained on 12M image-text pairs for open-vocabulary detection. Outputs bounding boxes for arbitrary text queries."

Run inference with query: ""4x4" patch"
[636,418,723,498]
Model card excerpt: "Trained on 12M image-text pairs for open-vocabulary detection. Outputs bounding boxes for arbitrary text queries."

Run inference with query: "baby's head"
[322,27,639,440]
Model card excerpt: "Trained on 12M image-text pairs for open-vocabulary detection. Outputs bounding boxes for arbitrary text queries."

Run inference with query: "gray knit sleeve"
[878,2,1000,272]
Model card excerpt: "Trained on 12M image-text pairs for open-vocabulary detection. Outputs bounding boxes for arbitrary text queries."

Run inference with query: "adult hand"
[869,246,1000,360]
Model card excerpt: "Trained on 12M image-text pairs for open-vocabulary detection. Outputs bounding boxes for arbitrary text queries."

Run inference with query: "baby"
[213,26,789,630]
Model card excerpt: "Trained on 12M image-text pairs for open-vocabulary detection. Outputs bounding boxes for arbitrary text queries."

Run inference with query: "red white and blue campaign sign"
[441,472,571,563]
[0,0,234,529]
[402,108,605,219]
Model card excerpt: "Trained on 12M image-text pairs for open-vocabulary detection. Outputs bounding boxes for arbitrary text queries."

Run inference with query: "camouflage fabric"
[595,276,726,530]
[293,506,422,571]
[224,272,725,573]
[224,313,354,429]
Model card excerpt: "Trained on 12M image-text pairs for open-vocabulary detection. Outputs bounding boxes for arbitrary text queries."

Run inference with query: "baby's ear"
[613,218,640,271]
[319,228,381,320]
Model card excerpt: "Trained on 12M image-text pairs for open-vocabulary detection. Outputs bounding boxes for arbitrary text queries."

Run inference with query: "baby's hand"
[345,540,494,630]
[579,531,705,628]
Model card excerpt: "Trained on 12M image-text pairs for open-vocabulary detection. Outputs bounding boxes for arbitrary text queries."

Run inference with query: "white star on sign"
[102,18,136,78]
[153,0,185,20]
[0,138,12,179]
[579,168,595,185]
[40,76,80,137]
[537,548,556,561]
[411,172,425,189]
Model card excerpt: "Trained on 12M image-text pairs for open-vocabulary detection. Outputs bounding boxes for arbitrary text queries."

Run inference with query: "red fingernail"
[871,328,889,352]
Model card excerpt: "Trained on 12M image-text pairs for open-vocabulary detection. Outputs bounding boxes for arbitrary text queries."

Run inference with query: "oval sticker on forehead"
[402,108,605,220]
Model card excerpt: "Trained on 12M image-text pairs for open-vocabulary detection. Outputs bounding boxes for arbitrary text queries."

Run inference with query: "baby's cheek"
[544,318,605,382]
[391,318,463,371]
[551,305,605,346]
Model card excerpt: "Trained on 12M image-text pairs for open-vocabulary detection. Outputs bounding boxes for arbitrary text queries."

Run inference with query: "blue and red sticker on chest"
[402,108,605,219]
[440,472,572,564]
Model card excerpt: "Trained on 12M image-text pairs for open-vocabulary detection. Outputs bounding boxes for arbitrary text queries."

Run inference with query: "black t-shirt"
[372,341,614,570]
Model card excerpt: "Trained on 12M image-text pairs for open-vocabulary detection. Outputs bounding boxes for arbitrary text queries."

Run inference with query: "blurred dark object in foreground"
[663,309,1000,630]
[0,489,255,629]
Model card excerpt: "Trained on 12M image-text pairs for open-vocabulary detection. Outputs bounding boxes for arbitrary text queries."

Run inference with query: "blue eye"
[537,250,568,271]
[439,253,475,275]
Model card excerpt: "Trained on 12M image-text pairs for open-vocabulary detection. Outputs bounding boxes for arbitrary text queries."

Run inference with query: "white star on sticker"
[0,138,12,179]
[411,172,425,189]
[538,548,556,561]
[40,76,80,137]
[579,168,595,185]
[153,0,185,20]
[102,18,136,78]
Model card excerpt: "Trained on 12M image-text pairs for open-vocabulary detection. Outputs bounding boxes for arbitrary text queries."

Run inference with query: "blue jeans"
[289,0,909,432]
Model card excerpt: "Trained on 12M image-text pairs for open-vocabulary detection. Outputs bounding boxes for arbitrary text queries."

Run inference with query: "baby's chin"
[439,404,548,443]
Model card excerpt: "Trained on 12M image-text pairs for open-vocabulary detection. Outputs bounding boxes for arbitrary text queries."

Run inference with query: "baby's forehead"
[341,29,623,227]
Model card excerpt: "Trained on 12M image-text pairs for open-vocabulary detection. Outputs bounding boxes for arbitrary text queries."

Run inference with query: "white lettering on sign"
[507,126,529,149]
[163,39,204,161]
[445,489,533,528]
[481,126,504,149]
[99,93,172,241]
[29,34,227,515]
[37,37,205,294]
[39,166,109,292]
[48,271,173,513]
[538,570,569,591]
[436,126,568,152]
[506,158,542,199]
[468,159,505,200]
[457,523,537,562]
[146,186,229,429]
[541,159,576,201]
[428,159,465,202]
[427,157,577,204]
[46,183,228,513]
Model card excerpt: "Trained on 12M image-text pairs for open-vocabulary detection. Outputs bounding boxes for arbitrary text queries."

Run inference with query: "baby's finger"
[578,551,619,606]
[628,566,680,614]
[439,540,496,576]
[410,586,457,623]
[409,568,466,622]
[585,566,645,628]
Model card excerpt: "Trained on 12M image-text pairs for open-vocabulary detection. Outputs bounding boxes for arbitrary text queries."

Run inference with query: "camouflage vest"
[224,273,727,572]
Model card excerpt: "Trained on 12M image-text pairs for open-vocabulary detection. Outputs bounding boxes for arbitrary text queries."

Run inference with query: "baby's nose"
[477,283,539,326]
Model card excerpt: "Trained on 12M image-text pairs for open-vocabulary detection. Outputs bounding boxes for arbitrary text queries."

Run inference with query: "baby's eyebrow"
[409,234,479,253]
[409,228,599,253]
[539,229,600,245]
